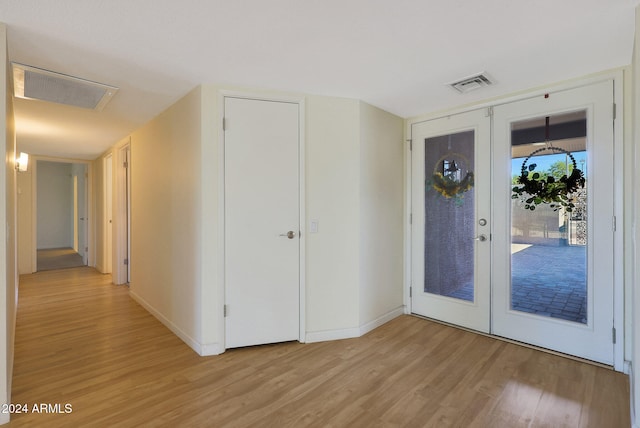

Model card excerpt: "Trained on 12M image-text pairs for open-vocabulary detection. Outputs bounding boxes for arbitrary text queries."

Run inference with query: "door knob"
[279,231,296,239]
[474,234,487,242]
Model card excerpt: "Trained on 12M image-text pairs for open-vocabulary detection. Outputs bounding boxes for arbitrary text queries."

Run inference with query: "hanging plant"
[512,146,585,211]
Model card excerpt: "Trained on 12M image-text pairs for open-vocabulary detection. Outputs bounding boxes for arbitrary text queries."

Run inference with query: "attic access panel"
[12,63,118,111]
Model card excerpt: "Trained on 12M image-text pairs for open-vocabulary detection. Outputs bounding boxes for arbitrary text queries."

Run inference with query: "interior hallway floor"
[36,247,85,271]
[8,267,629,427]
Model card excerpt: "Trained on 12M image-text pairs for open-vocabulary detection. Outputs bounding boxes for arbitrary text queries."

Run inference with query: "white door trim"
[29,156,94,272]
[612,75,624,371]
[113,141,131,285]
[404,70,624,371]
[217,90,306,349]
[103,153,113,274]
[410,110,492,333]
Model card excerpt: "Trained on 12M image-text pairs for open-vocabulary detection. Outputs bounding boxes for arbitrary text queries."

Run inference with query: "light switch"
[310,219,319,233]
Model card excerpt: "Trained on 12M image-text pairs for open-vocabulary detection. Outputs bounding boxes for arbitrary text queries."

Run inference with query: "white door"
[104,154,113,273]
[78,164,88,265]
[410,81,616,365]
[492,81,615,364]
[124,147,131,283]
[114,144,131,285]
[411,109,491,333]
[224,96,300,349]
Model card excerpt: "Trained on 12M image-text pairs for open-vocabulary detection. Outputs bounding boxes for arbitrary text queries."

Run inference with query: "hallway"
[8,268,630,427]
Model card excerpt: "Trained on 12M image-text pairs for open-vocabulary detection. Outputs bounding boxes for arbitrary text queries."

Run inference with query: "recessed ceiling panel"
[12,63,118,111]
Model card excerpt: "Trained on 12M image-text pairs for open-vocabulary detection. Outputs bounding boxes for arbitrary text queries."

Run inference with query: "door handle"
[279,231,296,239]
[474,234,488,242]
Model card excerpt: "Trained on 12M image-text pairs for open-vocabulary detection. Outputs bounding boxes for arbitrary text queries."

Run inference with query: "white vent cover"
[12,63,118,111]
[448,72,494,94]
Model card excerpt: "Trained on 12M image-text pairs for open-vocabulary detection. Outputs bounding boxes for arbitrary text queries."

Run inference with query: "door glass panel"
[510,111,587,323]
[424,130,475,302]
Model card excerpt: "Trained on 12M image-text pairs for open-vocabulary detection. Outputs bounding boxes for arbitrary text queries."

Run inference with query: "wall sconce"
[16,152,29,172]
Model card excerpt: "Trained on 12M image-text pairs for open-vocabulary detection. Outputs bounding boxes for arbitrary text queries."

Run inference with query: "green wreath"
[512,147,585,211]
[428,153,474,205]
[431,171,474,199]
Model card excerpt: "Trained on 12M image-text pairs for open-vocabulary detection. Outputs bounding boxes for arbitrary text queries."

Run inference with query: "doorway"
[113,144,131,285]
[103,153,113,274]
[35,160,88,271]
[410,80,619,365]
[223,95,302,349]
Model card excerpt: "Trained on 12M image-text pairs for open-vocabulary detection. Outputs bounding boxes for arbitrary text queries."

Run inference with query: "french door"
[411,81,616,364]
[492,81,614,364]
[410,109,491,333]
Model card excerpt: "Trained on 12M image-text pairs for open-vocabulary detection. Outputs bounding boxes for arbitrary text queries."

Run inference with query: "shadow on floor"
[37,247,86,271]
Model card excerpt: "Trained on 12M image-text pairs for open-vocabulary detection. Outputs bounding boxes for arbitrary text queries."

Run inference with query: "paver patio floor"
[443,244,587,324]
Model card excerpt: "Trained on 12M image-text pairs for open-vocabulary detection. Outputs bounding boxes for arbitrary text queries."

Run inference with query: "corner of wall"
[199,84,222,348]
[357,101,405,329]
[631,5,640,426]
[1,20,18,422]
[305,95,360,334]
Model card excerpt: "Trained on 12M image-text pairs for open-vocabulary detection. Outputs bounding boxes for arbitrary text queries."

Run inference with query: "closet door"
[224,96,301,349]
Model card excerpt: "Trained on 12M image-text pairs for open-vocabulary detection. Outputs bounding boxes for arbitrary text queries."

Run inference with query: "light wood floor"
[9,267,630,427]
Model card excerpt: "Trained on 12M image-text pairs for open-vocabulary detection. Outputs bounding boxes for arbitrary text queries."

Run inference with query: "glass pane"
[510,112,587,323]
[424,130,475,301]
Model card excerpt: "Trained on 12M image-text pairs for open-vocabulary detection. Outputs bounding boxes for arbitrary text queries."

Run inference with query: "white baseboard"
[200,342,225,356]
[129,290,204,355]
[0,412,9,425]
[305,326,360,343]
[358,306,405,336]
[305,306,405,343]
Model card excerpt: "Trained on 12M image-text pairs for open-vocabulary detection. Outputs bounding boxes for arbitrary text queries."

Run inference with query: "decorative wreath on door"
[512,146,585,211]
[429,153,474,204]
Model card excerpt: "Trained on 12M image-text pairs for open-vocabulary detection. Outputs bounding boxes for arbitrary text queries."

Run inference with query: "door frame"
[113,140,131,285]
[405,71,624,371]
[29,156,94,272]
[217,90,307,349]
[103,153,113,274]
[409,110,492,333]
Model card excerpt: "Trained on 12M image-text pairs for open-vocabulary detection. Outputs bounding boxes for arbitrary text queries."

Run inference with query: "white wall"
[128,86,203,349]
[632,7,640,427]
[36,161,73,249]
[305,95,361,335]
[120,84,405,355]
[17,169,32,274]
[358,102,404,328]
[1,21,18,425]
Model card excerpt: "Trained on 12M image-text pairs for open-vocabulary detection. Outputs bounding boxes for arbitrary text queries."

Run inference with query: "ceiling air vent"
[12,63,118,111]
[448,72,494,94]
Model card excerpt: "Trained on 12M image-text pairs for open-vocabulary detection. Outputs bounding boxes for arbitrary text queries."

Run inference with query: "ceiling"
[1,0,637,160]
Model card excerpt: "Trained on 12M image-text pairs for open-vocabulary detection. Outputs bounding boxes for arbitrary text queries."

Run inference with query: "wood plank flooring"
[8,267,630,427]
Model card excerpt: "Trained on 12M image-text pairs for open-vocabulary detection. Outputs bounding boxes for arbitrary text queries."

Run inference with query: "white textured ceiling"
[1,0,637,160]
